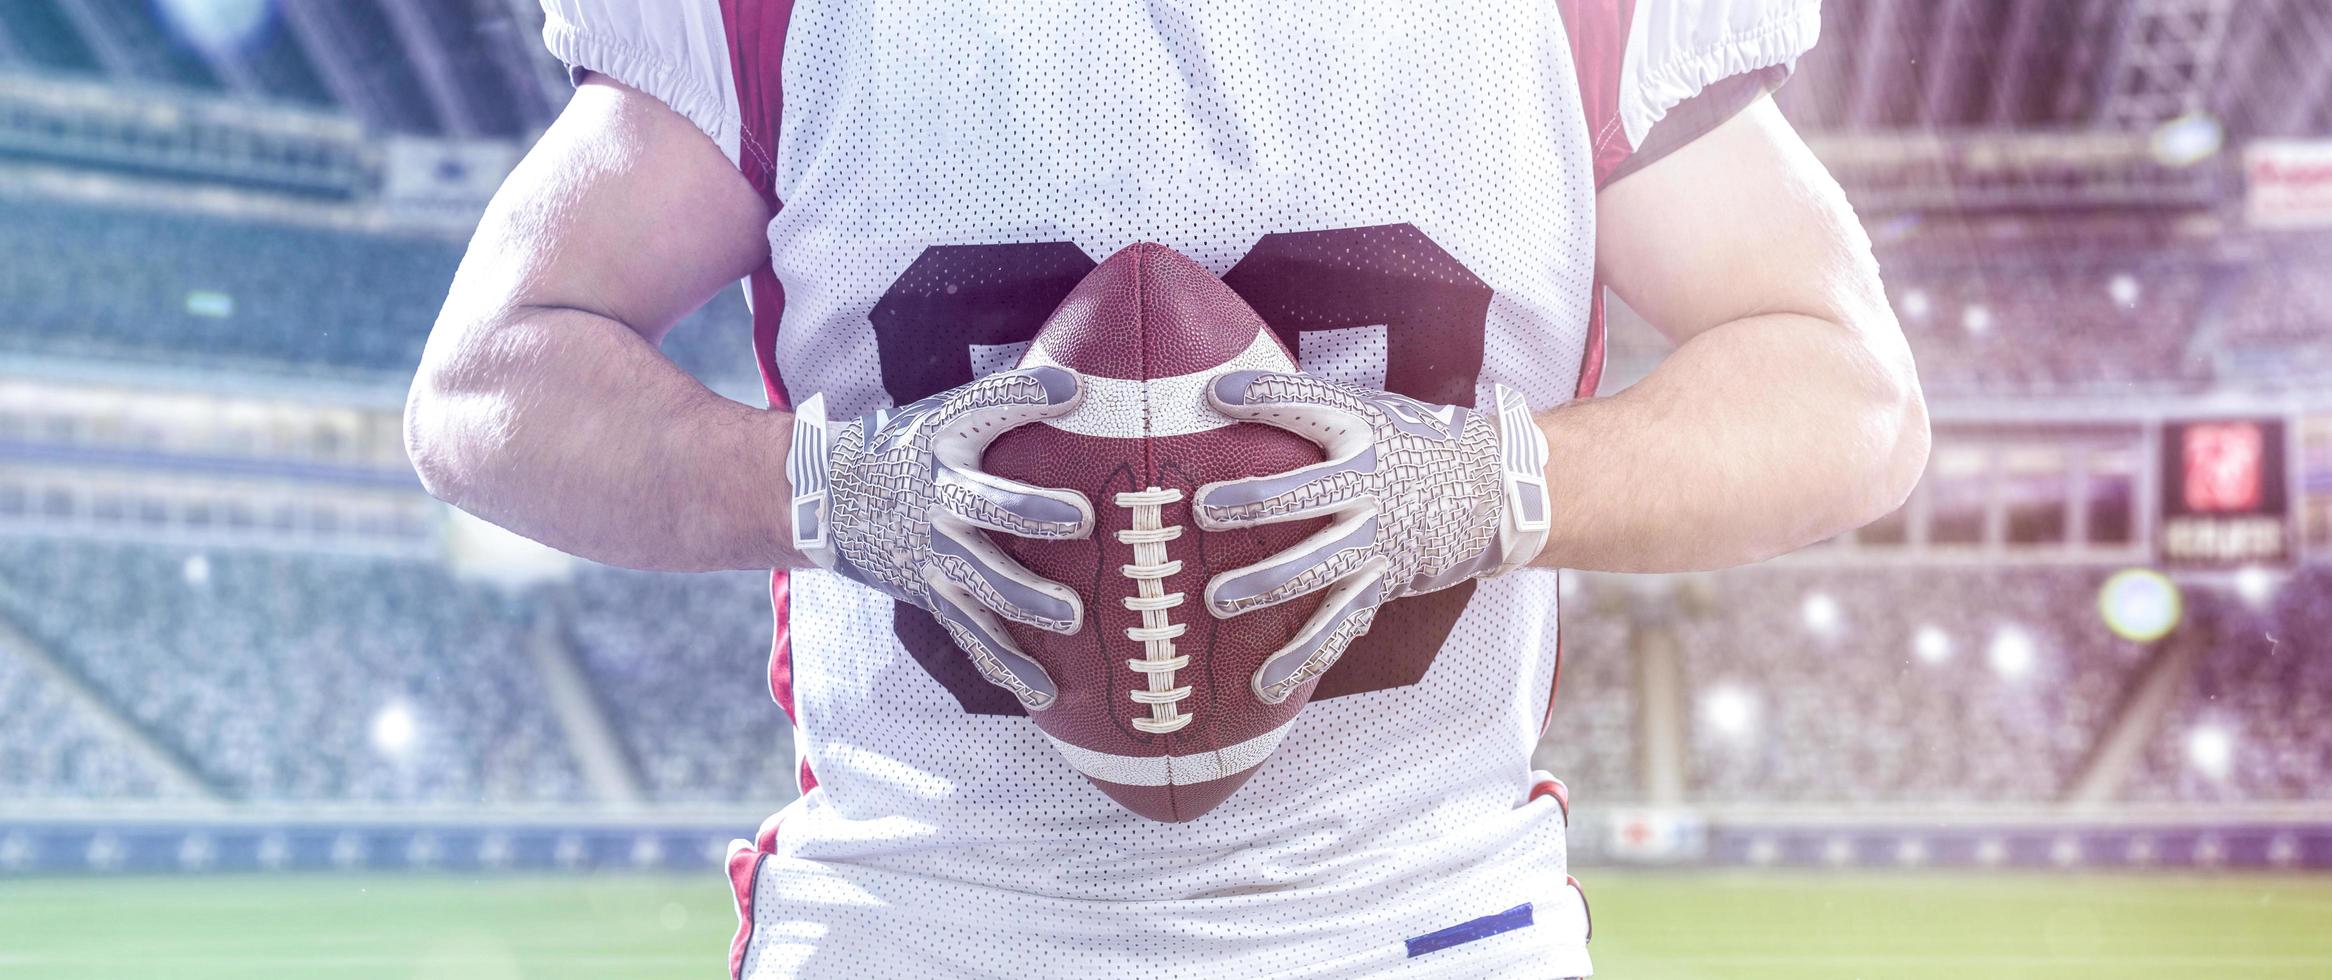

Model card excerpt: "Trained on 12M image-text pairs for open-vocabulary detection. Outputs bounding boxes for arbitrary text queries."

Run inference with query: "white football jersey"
[540,2,1815,976]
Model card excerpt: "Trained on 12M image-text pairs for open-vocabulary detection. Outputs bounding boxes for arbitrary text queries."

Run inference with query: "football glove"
[1193,371,1551,703]
[787,367,1094,710]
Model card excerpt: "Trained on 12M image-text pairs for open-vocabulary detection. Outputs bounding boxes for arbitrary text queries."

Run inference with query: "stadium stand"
[0,641,184,801]
[0,198,460,376]
[562,567,797,804]
[1533,573,1640,802]
[1678,566,2149,804]
[2214,239,2332,383]
[1882,261,2216,393]
[0,197,757,388]
[0,538,587,804]
[10,541,2325,811]
[2130,568,2332,803]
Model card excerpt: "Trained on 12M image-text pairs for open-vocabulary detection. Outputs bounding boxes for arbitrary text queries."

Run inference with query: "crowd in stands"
[0,538,585,805]
[2214,242,2332,383]
[6,537,2332,811]
[1533,573,1639,802]
[0,638,187,802]
[1880,262,2214,394]
[0,199,458,376]
[0,537,797,807]
[9,200,2329,402]
[2,199,2328,812]
[2129,567,2332,804]
[563,567,798,803]
[0,199,757,389]
[1675,566,2148,804]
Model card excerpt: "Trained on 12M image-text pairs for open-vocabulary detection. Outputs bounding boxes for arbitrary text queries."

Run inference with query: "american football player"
[405,1,1928,976]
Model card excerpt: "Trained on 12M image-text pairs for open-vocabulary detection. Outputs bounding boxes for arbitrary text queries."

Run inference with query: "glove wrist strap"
[787,394,841,571]
[1488,384,1551,575]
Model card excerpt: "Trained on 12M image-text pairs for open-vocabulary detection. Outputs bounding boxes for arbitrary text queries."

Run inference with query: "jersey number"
[870,224,1491,715]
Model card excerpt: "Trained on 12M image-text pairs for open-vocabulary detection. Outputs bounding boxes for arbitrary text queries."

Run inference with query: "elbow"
[402,321,498,510]
[402,372,464,506]
[1853,352,1930,528]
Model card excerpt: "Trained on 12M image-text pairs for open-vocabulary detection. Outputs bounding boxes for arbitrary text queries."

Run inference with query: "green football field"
[3,871,2330,978]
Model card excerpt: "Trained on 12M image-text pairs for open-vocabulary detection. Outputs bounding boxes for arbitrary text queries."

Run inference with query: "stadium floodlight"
[1913,624,1954,665]
[1986,625,2037,681]
[1800,591,1842,638]
[1899,288,1931,321]
[181,553,211,588]
[2108,273,2141,309]
[2098,568,2182,642]
[2232,565,2280,610]
[154,0,273,55]
[1701,685,1758,741]
[1961,305,1992,336]
[370,700,419,757]
[2150,112,2225,169]
[2187,725,2234,781]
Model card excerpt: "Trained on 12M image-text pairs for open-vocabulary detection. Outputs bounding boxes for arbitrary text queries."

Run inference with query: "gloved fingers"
[1205,371,1375,456]
[927,518,1084,634]
[1192,448,1372,530]
[1203,512,1378,618]
[927,584,1060,712]
[927,366,1084,465]
[1249,562,1387,705]
[936,462,1094,540]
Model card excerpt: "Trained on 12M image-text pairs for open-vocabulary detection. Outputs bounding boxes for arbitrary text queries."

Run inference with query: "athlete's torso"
[540,1,1817,974]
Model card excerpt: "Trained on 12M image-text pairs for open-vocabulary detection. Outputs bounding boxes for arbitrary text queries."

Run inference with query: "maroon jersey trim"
[719,1,804,758]
[1556,0,1641,189]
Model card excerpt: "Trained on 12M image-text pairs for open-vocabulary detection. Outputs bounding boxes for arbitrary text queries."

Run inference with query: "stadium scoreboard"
[2158,417,2292,567]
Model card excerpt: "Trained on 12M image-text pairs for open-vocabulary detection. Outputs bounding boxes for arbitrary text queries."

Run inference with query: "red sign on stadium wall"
[2159,418,2291,566]
[2245,141,2332,229]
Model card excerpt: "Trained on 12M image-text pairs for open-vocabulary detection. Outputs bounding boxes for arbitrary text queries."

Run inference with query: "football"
[983,243,1330,822]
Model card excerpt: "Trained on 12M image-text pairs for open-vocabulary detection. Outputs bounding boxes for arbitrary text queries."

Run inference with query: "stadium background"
[2,0,2330,976]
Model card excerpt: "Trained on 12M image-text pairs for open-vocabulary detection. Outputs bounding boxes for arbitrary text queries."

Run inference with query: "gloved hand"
[1193,371,1551,703]
[788,367,1093,710]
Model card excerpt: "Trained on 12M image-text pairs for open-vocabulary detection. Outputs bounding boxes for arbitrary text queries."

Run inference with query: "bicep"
[1594,95,1893,350]
[441,74,771,344]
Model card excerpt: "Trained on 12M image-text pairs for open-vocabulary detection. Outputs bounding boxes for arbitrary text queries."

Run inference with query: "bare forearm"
[405,306,796,572]
[1535,311,1928,573]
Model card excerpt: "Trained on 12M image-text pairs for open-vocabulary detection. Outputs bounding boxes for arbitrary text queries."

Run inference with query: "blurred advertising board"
[1604,808,1709,864]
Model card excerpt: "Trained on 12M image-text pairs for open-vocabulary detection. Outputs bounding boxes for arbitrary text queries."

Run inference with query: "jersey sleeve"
[1619,0,1819,152]
[538,0,745,168]
[1563,0,1819,187]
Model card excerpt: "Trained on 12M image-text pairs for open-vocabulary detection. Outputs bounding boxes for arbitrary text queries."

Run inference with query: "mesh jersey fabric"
[539,1,1817,977]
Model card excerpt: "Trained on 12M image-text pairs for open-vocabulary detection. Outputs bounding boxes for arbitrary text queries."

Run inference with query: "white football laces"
[1116,487,1192,734]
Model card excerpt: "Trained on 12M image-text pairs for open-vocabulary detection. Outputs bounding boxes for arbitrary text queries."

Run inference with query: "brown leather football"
[983,243,1328,822]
